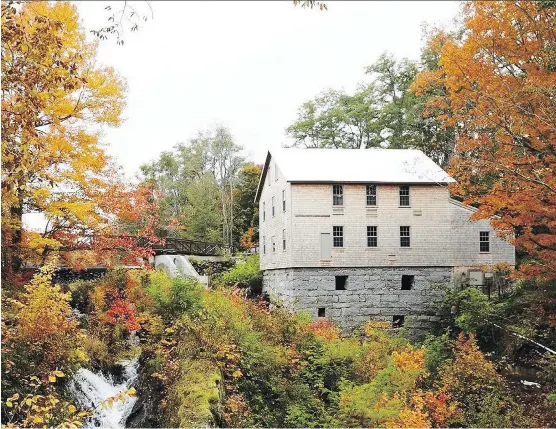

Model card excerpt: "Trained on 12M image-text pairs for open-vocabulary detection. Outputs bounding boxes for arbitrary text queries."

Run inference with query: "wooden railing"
[152,237,231,256]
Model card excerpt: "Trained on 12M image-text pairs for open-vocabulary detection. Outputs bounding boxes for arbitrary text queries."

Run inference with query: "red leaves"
[105,296,141,332]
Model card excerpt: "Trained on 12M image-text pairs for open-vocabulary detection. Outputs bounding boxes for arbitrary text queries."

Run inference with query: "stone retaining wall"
[263,267,453,336]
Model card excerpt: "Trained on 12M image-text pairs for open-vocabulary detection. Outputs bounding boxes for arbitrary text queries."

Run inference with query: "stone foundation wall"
[263,267,453,335]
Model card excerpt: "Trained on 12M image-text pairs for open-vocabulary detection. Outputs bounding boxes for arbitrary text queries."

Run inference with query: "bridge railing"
[152,237,231,256]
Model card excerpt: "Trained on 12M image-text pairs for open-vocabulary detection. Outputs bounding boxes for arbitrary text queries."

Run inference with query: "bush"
[145,270,204,320]
[214,254,262,294]
[441,286,493,333]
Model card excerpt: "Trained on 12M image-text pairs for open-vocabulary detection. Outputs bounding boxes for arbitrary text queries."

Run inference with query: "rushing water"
[69,357,139,429]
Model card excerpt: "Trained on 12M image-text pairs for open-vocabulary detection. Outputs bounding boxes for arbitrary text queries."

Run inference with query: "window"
[333,184,344,206]
[262,202,265,221]
[318,307,326,318]
[367,226,377,247]
[267,165,271,186]
[333,226,344,247]
[335,275,347,290]
[393,315,405,328]
[275,162,278,181]
[480,231,490,252]
[282,190,286,212]
[272,236,276,253]
[400,226,411,247]
[272,197,275,217]
[282,229,286,250]
[401,275,414,290]
[262,236,266,254]
[399,185,410,206]
[366,184,377,206]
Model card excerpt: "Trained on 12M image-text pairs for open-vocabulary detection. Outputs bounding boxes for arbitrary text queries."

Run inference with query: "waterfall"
[69,357,139,428]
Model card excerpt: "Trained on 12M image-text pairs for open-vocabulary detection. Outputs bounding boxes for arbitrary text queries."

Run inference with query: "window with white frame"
[282,190,286,212]
[275,162,278,181]
[333,184,344,206]
[333,226,344,247]
[399,185,410,206]
[272,196,275,217]
[366,184,377,206]
[267,165,271,186]
[400,226,411,247]
[262,236,266,254]
[282,229,286,250]
[480,231,490,252]
[367,226,377,247]
[262,202,265,221]
[272,236,276,253]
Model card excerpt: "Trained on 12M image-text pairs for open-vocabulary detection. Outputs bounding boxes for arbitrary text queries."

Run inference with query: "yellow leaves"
[393,348,426,373]
[2,0,127,272]
[48,370,65,383]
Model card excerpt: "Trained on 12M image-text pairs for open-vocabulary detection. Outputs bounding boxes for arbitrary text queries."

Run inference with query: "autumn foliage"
[412,1,556,279]
[1,1,163,277]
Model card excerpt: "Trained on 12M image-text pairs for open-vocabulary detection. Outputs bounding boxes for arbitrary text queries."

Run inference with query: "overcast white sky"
[76,0,460,177]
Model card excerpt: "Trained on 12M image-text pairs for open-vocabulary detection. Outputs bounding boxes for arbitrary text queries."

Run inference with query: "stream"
[69,357,139,428]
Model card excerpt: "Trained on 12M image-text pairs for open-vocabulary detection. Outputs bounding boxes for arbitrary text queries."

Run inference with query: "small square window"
[401,275,414,290]
[282,229,286,251]
[399,185,410,207]
[318,307,326,318]
[367,226,377,247]
[262,236,266,255]
[282,190,286,212]
[400,226,411,247]
[333,226,344,247]
[480,231,490,252]
[366,184,377,206]
[393,315,405,328]
[272,197,275,217]
[335,275,348,290]
[333,184,344,206]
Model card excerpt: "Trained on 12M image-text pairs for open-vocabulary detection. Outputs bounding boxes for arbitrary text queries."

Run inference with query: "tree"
[286,53,457,166]
[286,87,377,149]
[234,163,262,249]
[140,126,245,248]
[1,1,131,275]
[206,126,244,249]
[412,1,556,279]
[140,139,222,241]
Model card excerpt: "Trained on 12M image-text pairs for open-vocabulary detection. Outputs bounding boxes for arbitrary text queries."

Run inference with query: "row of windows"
[262,228,491,253]
[332,225,412,248]
[262,190,286,221]
[261,230,287,254]
[332,226,490,251]
[333,184,410,207]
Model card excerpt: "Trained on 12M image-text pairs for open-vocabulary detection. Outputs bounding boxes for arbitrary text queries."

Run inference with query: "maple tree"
[412,1,556,279]
[1,1,162,276]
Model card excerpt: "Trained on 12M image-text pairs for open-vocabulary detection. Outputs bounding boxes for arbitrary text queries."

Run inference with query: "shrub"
[442,286,493,333]
[145,270,204,320]
[215,254,262,294]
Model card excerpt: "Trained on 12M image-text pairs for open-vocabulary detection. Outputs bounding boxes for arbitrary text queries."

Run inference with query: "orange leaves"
[105,296,141,332]
[393,348,426,373]
[239,226,257,250]
[305,318,341,341]
[413,1,556,280]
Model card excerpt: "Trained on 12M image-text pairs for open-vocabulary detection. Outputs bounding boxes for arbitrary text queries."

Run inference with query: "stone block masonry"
[263,266,452,336]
